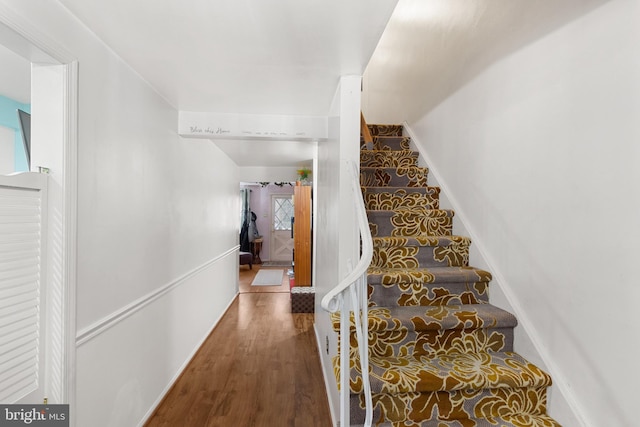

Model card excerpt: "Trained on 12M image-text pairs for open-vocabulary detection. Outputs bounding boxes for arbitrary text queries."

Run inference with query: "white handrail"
[321,160,374,427]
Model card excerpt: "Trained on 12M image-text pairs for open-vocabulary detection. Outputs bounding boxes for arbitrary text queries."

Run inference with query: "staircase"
[332,124,560,427]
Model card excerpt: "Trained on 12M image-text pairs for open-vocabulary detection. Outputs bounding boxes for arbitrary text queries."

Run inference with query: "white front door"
[270,195,294,261]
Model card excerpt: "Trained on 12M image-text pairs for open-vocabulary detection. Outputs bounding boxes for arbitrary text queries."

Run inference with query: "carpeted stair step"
[361,135,412,151]
[375,135,412,151]
[349,393,560,426]
[368,209,454,237]
[361,150,419,168]
[348,351,551,395]
[361,166,429,187]
[332,304,516,358]
[332,304,516,335]
[362,187,440,210]
[352,417,560,427]
[352,414,561,427]
[367,266,491,307]
[372,236,470,269]
[368,124,404,137]
[335,351,553,425]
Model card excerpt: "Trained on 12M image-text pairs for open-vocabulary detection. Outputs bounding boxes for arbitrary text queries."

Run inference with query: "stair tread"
[361,149,417,154]
[371,136,407,143]
[360,351,552,394]
[363,188,441,211]
[362,185,440,191]
[373,235,471,248]
[362,135,412,151]
[361,166,428,172]
[367,208,455,217]
[368,124,404,137]
[367,304,517,331]
[368,266,492,284]
[363,187,441,211]
[331,304,516,333]
[362,186,440,193]
[356,414,561,427]
[361,166,429,187]
[372,135,407,141]
[361,151,419,166]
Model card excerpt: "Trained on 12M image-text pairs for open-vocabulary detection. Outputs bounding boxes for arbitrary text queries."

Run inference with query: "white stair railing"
[321,160,374,427]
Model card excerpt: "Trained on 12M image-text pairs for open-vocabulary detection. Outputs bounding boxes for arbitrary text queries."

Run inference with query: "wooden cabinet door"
[293,185,312,286]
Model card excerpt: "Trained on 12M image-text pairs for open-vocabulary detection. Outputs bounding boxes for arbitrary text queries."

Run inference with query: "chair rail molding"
[76,246,240,346]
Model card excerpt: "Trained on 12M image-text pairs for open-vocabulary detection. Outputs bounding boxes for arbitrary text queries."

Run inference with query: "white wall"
[238,165,300,183]
[314,75,362,425]
[0,125,13,173]
[366,1,639,426]
[3,1,240,426]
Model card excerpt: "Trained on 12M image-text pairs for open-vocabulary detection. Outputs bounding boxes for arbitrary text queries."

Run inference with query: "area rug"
[261,260,292,267]
[251,269,285,286]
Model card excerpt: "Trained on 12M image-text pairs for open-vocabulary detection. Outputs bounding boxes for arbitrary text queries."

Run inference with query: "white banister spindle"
[321,160,373,427]
[339,291,350,427]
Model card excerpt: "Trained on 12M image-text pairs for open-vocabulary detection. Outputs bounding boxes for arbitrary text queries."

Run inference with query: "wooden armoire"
[293,183,312,286]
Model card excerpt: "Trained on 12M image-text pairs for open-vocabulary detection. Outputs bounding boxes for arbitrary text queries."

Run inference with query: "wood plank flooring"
[145,265,332,427]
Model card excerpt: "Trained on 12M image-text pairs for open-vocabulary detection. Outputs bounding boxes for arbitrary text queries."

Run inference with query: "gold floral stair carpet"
[331,124,560,427]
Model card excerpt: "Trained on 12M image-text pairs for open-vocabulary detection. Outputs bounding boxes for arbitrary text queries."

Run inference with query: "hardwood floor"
[145,265,333,427]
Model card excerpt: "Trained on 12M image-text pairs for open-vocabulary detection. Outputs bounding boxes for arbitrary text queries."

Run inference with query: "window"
[273,196,294,230]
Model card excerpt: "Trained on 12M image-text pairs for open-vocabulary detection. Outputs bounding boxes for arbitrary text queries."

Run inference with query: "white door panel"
[0,173,47,404]
[270,195,294,261]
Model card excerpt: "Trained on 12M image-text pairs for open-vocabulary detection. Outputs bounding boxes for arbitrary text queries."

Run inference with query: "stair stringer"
[402,121,584,426]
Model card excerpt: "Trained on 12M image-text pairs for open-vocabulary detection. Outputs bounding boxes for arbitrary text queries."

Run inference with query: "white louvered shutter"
[0,181,45,403]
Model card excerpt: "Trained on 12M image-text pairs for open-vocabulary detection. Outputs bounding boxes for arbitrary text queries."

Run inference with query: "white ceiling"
[0,43,30,104]
[57,0,397,116]
[52,0,398,167]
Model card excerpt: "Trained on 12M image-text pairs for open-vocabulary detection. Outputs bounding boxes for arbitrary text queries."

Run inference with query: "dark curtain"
[240,188,251,252]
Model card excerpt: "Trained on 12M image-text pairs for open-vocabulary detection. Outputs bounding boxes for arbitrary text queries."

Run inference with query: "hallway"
[144,265,332,427]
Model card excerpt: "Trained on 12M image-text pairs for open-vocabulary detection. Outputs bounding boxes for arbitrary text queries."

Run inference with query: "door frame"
[0,4,78,413]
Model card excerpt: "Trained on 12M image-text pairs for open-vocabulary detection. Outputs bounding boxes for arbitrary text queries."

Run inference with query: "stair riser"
[368,124,403,137]
[363,189,440,210]
[372,245,469,269]
[341,327,514,358]
[349,387,551,425]
[368,282,489,307]
[361,136,412,151]
[369,214,453,237]
[361,167,428,187]
[361,151,419,168]
[352,416,562,427]
[367,266,492,286]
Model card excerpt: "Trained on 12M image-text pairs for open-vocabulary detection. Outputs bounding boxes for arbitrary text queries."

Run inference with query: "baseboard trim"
[76,245,240,346]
